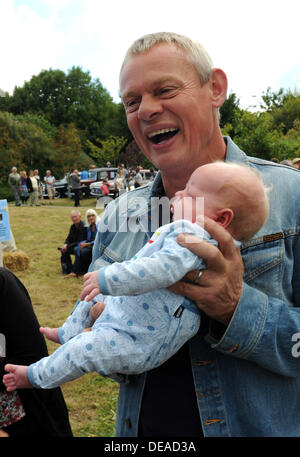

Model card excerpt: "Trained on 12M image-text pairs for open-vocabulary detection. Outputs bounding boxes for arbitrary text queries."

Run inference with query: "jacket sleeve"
[64,226,73,245]
[205,234,300,378]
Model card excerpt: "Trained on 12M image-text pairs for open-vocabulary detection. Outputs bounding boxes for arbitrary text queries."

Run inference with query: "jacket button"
[125,418,132,428]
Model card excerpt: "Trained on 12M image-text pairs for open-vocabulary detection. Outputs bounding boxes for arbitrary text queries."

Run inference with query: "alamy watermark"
[291,333,300,358]
[95,194,205,242]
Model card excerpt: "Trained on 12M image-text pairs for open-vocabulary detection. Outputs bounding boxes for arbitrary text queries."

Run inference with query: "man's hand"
[168,217,244,326]
[80,271,100,301]
[61,244,67,253]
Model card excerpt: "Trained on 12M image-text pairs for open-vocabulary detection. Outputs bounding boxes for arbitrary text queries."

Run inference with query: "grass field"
[5,198,119,437]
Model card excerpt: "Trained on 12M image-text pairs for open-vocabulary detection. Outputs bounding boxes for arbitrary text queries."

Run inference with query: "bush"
[0,184,14,202]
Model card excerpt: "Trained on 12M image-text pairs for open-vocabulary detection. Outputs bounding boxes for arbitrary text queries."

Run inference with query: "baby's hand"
[40,327,60,344]
[80,271,100,302]
[3,365,32,391]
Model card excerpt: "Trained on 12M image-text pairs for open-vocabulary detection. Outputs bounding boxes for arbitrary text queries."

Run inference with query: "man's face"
[120,43,216,176]
[71,213,81,225]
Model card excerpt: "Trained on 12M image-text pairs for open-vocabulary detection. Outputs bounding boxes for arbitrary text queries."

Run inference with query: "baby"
[3,162,270,391]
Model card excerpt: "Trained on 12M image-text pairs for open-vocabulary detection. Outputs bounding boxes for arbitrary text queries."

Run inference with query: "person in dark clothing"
[71,209,99,277]
[60,210,87,276]
[69,170,81,207]
[0,268,73,437]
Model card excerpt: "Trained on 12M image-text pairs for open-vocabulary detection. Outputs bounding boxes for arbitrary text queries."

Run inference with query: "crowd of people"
[59,209,99,278]
[271,157,300,168]
[8,168,55,207]
[2,31,300,438]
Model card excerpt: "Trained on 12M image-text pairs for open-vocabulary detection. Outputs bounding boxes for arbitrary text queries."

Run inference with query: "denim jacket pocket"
[241,237,284,299]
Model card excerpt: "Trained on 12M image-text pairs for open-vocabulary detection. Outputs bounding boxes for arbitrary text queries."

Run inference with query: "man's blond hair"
[120,32,214,87]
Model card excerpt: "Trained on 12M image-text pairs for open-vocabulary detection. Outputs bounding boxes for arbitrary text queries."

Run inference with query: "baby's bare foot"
[3,365,32,391]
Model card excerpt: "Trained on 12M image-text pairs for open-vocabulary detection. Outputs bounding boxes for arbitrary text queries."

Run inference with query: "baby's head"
[171,161,270,242]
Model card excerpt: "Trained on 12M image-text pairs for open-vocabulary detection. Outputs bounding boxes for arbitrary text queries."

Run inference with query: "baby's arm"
[97,222,212,297]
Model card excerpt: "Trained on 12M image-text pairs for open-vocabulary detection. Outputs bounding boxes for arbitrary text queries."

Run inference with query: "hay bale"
[3,250,30,271]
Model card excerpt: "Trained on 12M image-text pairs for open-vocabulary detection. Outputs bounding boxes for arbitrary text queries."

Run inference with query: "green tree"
[0,111,53,182]
[51,124,83,176]
[219,92,241,128]
[87,135,128,166]
[1,67,130,144]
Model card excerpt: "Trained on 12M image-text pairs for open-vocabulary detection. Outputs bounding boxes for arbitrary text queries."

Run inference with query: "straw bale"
[3,250,30,271]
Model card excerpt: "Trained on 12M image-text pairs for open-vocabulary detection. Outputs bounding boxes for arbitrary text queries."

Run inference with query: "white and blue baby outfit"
[27,220,237,389]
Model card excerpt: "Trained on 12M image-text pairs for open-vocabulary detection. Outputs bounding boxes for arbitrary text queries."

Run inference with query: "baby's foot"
[90,301,106,322]
[3,365,32,391]
[40,327,60,343]
[82,327,92,333]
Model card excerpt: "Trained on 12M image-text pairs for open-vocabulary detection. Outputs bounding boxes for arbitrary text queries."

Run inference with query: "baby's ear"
[215,208,233,229]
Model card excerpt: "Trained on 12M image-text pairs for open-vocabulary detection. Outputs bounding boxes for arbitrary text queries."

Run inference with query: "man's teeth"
[148,128,177,139]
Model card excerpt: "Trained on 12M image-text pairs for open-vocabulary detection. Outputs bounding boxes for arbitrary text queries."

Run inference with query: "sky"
[1,0,299,110]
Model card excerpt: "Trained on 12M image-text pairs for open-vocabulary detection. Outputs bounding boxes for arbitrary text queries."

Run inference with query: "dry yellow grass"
[5,200,118,437]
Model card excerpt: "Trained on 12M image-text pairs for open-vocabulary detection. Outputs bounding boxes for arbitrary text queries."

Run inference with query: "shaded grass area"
[6,200,119,437]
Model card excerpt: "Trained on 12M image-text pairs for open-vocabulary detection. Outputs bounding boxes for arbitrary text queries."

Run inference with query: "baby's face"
[171,166,220,223]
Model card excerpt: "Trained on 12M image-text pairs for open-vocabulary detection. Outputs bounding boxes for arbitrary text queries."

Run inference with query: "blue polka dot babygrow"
[27,220,240,390]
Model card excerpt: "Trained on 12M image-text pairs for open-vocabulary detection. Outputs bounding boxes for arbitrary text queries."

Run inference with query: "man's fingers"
[177,233,224,272]
[202,216,238,258]
[168,280,209,303]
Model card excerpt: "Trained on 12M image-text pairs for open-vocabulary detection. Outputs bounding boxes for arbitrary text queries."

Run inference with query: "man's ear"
[215,208,234,229]
[210,68,228,109]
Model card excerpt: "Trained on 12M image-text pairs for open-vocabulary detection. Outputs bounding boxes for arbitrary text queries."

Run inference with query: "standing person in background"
[28,170,39,207]
[134,167,143,188]
[292,158,300,169]
[0,268,73,436]
[115,167,125,195]
[19,171,29,206]
[69,169,81,207]
[44,170,56,205]
[8,167,21,206]
[81,169,88,179]
[33,170,44,205]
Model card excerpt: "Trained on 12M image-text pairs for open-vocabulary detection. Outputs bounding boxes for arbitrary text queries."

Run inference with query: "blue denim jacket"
[90,137,300,437]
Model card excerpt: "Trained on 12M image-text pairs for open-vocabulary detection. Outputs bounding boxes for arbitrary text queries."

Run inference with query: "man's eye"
[125,100,139,111]
[159,87,175,96]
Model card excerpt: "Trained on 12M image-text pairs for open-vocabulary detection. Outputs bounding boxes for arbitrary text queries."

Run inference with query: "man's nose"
[138,95,163,121]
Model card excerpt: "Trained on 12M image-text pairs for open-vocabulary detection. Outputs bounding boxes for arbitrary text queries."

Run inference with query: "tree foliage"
[221,89,300,161]
[87,135,128,166]
[1,71,299,184]
[0,67,131,144]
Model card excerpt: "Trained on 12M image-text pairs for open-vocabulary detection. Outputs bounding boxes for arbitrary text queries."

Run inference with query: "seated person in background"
[3,162,270,390]
[69,209,100,278]
[60,210,87,276]
[0,268,72,436]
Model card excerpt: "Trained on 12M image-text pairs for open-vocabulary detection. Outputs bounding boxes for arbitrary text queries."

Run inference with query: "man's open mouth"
[147,128,179,144]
